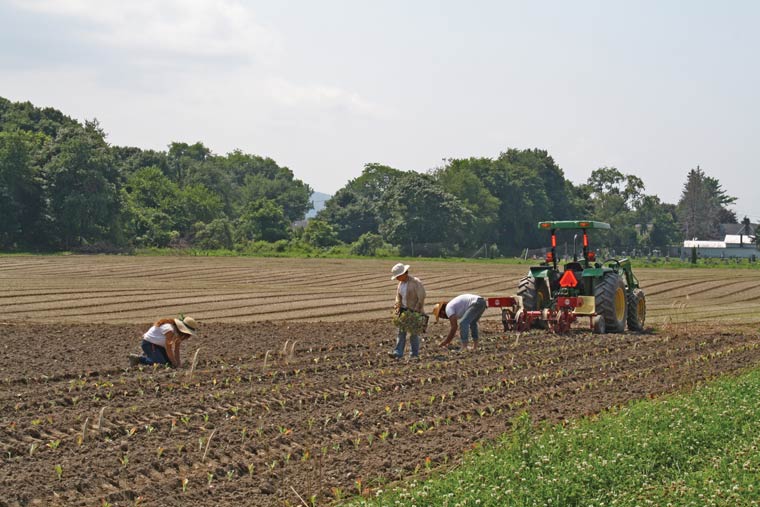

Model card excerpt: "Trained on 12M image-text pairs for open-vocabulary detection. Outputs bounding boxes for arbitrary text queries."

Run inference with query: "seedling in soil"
[29,443,38,456]
[181,478,189,493]
[202,429,216,462]
[119,453,129,468]
[79,416,89,445]
[156,446,164,458]
[207,472,214,488]
[47,439,61,450]
[226,470,235,481]
[379,430,389,442]
[97,407,106,432]
[247,463,254,478]
[180,415,190,426]
[301,450,310,463]
[54,464,63,480]
[187,348,201,379]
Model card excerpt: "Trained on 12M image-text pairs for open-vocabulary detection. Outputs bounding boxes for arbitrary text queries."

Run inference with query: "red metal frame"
[488,295,595,334]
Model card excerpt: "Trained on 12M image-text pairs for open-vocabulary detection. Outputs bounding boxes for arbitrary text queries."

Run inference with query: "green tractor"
[511,220,646,333]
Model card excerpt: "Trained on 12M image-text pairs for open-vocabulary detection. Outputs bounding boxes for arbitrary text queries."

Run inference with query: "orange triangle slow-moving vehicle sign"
[559,269,578,288]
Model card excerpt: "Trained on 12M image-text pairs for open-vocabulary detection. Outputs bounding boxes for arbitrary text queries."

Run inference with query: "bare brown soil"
[2,256,760,506]
[2,256,760,325]
[2,319,759,507]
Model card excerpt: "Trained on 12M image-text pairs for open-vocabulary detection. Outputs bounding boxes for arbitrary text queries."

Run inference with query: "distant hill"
[306,191,331,218]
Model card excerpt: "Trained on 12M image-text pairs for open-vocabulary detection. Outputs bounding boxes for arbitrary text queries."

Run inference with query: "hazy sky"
[1,1,758,220]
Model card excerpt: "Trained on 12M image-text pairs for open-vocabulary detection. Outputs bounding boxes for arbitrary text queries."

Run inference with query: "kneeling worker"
[433,294,486,350]
[129,316,198,368]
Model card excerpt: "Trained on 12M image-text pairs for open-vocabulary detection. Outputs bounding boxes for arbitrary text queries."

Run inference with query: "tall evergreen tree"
[677,166,736,240]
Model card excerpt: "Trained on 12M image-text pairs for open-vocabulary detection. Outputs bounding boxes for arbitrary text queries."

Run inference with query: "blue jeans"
[394,329,420,358]
[459,297,486,346]
[140,340,170,365]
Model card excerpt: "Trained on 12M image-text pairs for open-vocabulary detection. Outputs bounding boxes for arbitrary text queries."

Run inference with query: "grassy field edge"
[348,365,760,506]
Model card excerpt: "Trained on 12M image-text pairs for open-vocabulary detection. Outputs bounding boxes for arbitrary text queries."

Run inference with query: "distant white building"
[684,234,758,258]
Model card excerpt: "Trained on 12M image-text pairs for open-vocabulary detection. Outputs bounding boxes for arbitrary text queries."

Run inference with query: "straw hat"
[390,263,410,280]
[432,301,448,322]
[174,316,198,336]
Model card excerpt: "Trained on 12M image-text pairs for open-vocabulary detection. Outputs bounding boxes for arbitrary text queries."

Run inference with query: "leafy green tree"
[581,167,648,247]
[302,219,340,248]
[377,172,473,255]
[193,218,233,250]
[350,232,386,256]
[0,130,45,249]
[318,163,404,243]
[631,196,681,248]
[235,198,290,243]
[498,149,577,221]
[435,159,501,248]
[177,184,225,234]
[111,146,169,181]
[185,158,236,216]
[226,151,312,221]
[677,166,736,240]
[0,97,79,138]
[167,141,210,183]
[123,166,181,247]
[45,121,122,248]
[317,187,377,243]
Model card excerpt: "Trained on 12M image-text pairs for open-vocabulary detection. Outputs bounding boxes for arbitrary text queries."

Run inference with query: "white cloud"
[263,77,392,119]
[11,0,281,63]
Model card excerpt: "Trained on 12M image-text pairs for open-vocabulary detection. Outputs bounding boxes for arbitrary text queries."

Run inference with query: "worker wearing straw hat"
[129,315,198,368]
[433,294,486,351]
[389,263,426,359]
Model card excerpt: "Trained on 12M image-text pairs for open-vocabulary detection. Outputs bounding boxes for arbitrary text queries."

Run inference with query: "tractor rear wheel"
[594,272,627,332]
[626,288,646,331]
[517,276,549,329]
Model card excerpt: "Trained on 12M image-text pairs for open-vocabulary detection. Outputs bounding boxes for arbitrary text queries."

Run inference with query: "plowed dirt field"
[1,256,760,506]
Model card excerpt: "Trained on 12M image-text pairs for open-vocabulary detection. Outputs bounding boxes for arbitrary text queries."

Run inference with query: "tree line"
[0,96,745,255]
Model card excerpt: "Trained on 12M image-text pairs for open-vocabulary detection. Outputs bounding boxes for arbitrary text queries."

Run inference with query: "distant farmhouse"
[683,220,758,258]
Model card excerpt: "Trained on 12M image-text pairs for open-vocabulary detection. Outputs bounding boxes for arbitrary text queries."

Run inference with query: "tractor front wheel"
[627,288,646,331]
[594,273,627,333]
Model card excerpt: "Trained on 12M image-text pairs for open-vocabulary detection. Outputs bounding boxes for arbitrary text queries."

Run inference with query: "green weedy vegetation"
[349,367,760,506]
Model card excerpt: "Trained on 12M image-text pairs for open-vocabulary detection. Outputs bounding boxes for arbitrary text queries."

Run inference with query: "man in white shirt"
[433,294,486,350]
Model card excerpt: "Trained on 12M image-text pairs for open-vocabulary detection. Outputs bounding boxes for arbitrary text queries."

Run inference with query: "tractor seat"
[560,262,585,291]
